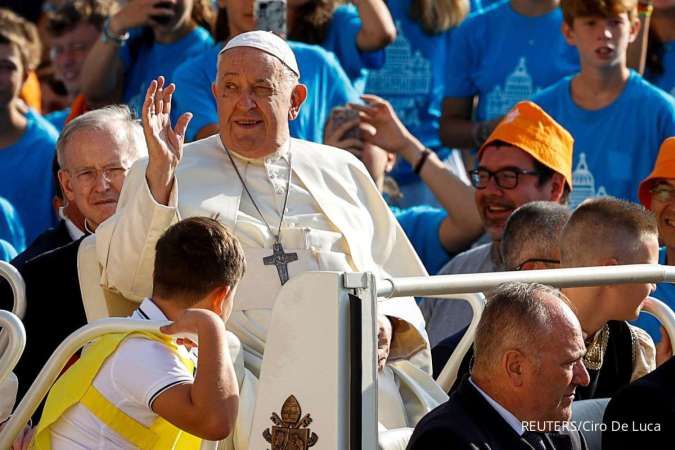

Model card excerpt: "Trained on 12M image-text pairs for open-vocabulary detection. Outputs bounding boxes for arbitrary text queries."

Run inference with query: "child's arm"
[153,309,239,441]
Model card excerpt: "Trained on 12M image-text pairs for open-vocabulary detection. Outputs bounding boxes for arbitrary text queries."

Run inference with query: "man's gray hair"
[501,201,571,270]
[473,282,572,374]
[56,105,146,168]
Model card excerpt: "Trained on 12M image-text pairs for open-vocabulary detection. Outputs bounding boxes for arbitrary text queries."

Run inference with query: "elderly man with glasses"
[420,100,574,347]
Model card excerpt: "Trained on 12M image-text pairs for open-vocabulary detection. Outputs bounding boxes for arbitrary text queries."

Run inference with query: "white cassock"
[96,135,445,429]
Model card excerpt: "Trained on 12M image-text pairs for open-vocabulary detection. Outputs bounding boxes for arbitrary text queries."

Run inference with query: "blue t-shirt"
[366,0,467,184]
[173,41,359,143]
[646,41,675,98]
[0,239,17,262]
[632,247,675,343]
[0,110,58,243]
[390,204,450,274]
[120,26,214,119]
[533,71,675,207]
[0,196,26,253]
[44,107,70,132]
[444,2,578,121]
[322,4,385,93]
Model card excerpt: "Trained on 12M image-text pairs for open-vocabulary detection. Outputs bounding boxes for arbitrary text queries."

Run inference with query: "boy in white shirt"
[32,217,246,449]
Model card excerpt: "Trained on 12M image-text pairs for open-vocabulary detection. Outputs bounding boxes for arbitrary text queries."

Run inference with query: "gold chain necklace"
[584,324,610,370]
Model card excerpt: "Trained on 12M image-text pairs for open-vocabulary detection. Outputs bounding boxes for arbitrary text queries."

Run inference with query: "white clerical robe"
[95,135,443,428]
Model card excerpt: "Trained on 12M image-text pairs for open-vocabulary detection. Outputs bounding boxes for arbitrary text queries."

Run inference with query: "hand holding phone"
[255,0,287,38]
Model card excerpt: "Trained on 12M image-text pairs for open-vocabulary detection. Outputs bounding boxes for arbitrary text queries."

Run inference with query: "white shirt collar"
[133,298,169,321]
[59,208,85,240]
[469,377,524,436]
[222,137,291,166]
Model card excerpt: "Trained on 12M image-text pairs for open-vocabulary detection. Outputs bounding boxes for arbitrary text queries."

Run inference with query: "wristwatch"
[101,17,130,46]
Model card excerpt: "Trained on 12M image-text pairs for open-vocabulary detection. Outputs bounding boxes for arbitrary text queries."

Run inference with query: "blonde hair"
[409,0,470,35]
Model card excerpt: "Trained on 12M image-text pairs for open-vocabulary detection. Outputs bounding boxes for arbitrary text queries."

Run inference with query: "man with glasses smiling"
[420,101,574,347]
[635,137,675,345]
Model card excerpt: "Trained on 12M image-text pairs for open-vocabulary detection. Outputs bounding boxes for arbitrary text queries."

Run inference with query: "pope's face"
[213,47,301,158]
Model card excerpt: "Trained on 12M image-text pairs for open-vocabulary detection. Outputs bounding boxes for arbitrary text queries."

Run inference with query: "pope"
[95,31,437,427]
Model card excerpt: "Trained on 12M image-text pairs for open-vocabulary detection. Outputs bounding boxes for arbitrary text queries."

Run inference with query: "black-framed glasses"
[650,187,675,203]
[468,167,540,190]
[513,258,561,271]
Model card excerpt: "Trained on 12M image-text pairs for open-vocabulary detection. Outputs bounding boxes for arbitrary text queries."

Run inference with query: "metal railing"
[0,318,170,449]
[0,311,25,386]
[1,265,675,448]
[377,264,675,297]
[0,261,26,319]
[378,264,675,391]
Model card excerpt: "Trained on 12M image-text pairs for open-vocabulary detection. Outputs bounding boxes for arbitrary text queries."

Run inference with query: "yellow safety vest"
[33,331,201,450]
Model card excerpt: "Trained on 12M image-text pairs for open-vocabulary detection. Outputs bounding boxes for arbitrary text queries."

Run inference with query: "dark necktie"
[522,431,551,450]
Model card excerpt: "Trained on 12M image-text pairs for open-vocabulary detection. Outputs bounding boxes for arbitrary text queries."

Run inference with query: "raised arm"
[80,1,173,103]
[352,0,397,51]
[356,94,483,253]
[95,77,191,300]
[440,96,501,150]
[154,308,239,440]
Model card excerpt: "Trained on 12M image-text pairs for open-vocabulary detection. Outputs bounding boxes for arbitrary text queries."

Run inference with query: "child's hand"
[160,309,223,337]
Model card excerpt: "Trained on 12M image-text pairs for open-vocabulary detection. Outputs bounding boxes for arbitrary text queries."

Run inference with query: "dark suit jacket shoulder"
[11,220,72,271]
[407,379,534,450]
[14,237,87,401]
[602,357,675,449]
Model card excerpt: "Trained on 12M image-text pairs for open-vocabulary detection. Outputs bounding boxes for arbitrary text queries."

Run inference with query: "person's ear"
[211,285,232,316]
[211,82,218,99]
[385,152,397,173]
[628,15,641,43]
[549,173,565,202]
[288,84,307,120]
[504,349,527,388]
[58,169,76,203]
[561,21,575,46]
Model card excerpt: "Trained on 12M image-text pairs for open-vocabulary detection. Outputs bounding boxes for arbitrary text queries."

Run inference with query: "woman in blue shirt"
[79,0,215,118]
[286,0,396,93]
[365,0,475,207]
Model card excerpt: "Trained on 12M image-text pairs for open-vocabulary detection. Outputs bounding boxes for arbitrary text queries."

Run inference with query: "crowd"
[0,0,674,449]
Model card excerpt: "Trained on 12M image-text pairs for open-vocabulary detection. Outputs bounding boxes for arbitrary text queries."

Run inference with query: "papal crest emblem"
[263,395,318,450]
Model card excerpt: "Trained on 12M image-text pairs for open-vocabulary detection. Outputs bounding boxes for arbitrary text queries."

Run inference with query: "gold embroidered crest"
[263,395,318,450]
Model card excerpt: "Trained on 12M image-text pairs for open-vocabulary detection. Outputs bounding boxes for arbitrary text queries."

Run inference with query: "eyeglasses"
[650,187,675,203]
[468,167,540,190]
[70,166,128,187]
[513,258,561,271]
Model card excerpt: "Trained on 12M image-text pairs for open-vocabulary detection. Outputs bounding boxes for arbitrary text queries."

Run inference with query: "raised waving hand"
[142,76,192,205]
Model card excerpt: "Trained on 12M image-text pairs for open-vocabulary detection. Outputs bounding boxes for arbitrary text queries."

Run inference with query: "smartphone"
[150,1,176,26]
[255,0,287,38]
[330,106,361,140]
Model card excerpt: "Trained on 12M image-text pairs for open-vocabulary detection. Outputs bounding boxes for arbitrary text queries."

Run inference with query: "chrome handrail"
[0,318,170,449]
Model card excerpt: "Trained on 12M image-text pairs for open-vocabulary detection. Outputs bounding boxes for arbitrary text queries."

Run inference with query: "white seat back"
[77,235,138,322]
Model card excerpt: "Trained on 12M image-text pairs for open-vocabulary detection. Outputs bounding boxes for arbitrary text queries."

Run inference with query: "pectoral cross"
[263,241,298,285]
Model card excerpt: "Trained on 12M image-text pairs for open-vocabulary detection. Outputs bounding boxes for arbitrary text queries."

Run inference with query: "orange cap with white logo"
[638,137,675,209]
[478,101,574,190]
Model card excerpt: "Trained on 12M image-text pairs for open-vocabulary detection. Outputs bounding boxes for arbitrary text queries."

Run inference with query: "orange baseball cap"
[638,137,675,209]
[478,101,574,190]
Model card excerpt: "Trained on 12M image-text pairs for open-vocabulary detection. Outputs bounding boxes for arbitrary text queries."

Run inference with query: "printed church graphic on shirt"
[570,153,608,208]
[365,21,432,130]
[485,58,541,119]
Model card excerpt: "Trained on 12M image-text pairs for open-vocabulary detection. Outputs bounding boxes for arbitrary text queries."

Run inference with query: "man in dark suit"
[10,157,85,271]
[602,356,675,449]
[408,282,590,450]
[6,105,146,401]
